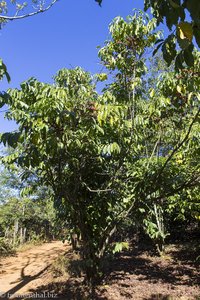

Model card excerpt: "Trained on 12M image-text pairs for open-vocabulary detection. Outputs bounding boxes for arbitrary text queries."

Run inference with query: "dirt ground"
[0,241,68,299]
[0,240,199,300]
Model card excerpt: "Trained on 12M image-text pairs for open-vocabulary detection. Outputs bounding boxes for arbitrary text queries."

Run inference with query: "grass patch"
[0,238,16,257]
[17,240,44,252]
[51,252,84,278]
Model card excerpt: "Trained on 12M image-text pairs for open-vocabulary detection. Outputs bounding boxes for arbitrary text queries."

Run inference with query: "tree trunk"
[13,219,19,245]
[20,227,23,244]
[23,227,27,243]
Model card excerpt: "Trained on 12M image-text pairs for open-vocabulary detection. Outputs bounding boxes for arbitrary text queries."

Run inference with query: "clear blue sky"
[0,0,149,132]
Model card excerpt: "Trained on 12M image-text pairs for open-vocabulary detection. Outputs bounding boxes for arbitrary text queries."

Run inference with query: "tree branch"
[98,195,136,257]
[146,133,161,167]
[83,183,112,193]
[0,0,59,21]
[156,107,200,180]
[151,174,200,203]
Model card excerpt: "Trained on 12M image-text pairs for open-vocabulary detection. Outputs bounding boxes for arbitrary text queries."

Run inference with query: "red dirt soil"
[0,241,199,300]
[0,241,67,299]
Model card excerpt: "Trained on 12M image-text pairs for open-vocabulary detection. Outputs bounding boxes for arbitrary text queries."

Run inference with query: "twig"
[84,183,112,193]
[151,174,200,203]
[0,0,59,21]
[156,107,200,180]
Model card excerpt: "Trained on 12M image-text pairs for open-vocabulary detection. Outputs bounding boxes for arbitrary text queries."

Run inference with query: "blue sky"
[0,0,149,132]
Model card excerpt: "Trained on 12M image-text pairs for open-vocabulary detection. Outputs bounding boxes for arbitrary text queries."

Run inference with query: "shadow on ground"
[28,279,107,300]
[24,240,200,300]
[144,295,200,300]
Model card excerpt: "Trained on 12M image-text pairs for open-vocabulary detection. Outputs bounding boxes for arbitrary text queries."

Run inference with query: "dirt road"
[0,241,199,300]
[0,241,67,299]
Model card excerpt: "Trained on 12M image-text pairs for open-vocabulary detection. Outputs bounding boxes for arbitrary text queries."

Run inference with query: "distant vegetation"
[0,164,60,255]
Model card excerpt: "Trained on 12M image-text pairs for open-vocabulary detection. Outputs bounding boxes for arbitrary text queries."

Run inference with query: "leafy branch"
[156,107,200,180]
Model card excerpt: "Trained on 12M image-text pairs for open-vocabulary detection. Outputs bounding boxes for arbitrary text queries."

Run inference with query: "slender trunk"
[98,225,117,258]
[23,227,27,243]
[20,227,23,245]
[4,227,9,238]
[13,219,19,245]
[154,204,165,255]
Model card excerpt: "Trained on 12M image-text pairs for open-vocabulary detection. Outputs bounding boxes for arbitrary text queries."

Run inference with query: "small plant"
[51,252,83,277]
[51,254,70,277]
[112,241,129,254]
[0,237,15,256]
[29,233,44,245]
[143,204,169,255]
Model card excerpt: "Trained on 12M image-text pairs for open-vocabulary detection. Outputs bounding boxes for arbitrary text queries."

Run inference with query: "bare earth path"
[0,241,199,299]
[0,241,67,299]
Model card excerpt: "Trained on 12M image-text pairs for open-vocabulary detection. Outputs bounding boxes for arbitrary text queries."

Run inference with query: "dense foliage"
[0,164,57,250]
[96,0,200,69]
[0,10,199,284]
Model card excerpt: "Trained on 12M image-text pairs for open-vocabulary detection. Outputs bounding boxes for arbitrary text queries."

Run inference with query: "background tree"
[98,11,200,253]
[0,159,57,248]
[0,66,135,282]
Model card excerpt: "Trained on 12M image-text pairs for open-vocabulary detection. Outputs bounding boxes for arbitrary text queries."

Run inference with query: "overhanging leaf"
[184,48,194,67]
[177,22,193,42]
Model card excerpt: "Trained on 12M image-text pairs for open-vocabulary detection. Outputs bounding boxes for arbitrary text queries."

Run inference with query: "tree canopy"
[1,10,199,283]
[96,0,200,68]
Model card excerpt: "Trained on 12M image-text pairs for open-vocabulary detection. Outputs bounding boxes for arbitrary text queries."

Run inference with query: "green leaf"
[153,42,163,56]
[150,88,155,98]
[169,0,180,9]
[165,4,179,30]
[175,52,184,70]
[110,142,121,154]
[95,124,104,135]
[176,85,182,93]
[178,22,193,41]
[113,242,129,254]
[0,132,21,148]
[0,59,11,83]
[162,35,177,66]
[96,73,108,82]
[0,94,7,108]
[185,0,200,23]
[184,48,194,67]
